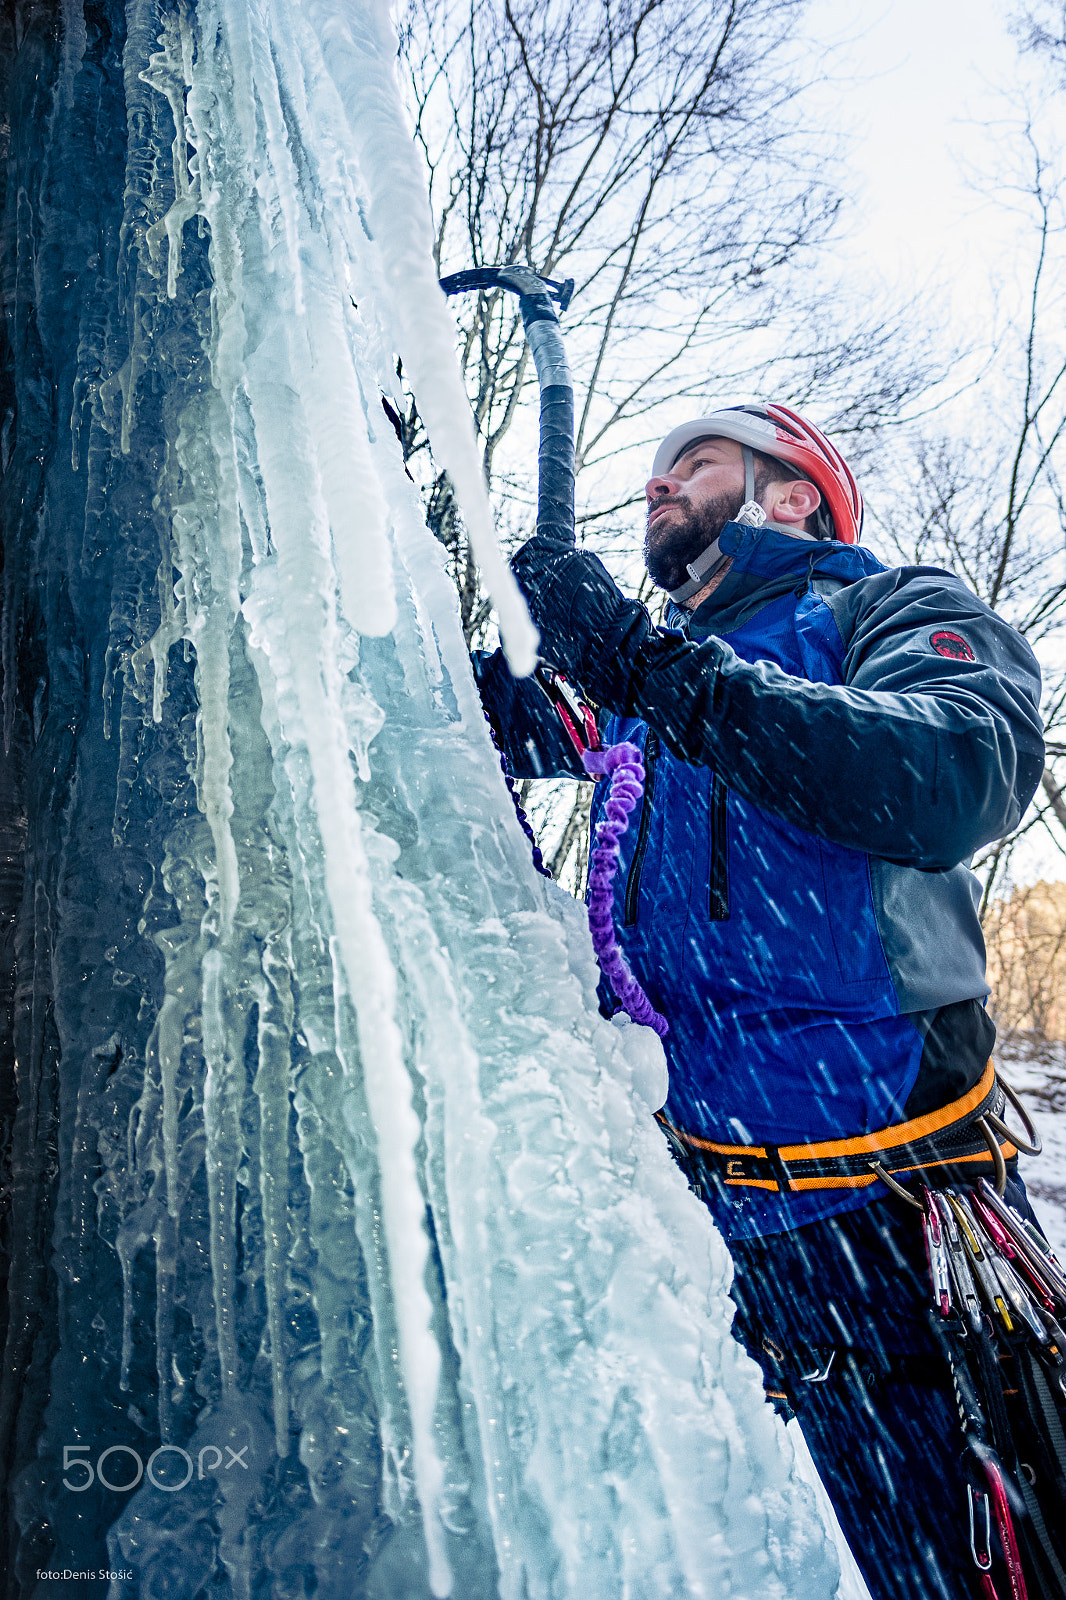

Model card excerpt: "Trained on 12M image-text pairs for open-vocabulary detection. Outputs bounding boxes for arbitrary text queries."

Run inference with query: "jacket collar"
[665,523,885,638]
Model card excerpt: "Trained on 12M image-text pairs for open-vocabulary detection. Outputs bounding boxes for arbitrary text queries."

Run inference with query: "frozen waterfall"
[0,2,841,1596]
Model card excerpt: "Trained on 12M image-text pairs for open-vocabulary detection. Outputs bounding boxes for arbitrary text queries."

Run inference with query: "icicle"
[2,5,844,1595]
[148,527,184,720]
[59,0,88,110]
[154,1210,179,1443]
[141,9,200,298]
[302,0,538,677]
[241,498,452,1597]
[189,609,240,929]
[244,6,307,318]
[237,8,397,634]
[201,945,245,1394]
[299,284,396,638]
[167,469,241,932]
[254,941,294,1458]
[114,1224,147,1393]
[188,18,447,1546]
[153,985,186,1221]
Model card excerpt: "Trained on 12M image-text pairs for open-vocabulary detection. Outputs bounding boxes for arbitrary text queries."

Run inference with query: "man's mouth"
[647,499,683,528]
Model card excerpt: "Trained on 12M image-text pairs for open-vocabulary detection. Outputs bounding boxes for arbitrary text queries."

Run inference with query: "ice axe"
[438,266,576,549]
[439,268,667,1038]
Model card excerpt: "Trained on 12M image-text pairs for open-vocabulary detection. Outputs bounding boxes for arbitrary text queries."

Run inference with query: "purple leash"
[484,713,552,877]
[582,743,669,1038]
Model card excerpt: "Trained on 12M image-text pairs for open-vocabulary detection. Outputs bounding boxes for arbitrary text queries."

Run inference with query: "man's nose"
[646,472,678,503]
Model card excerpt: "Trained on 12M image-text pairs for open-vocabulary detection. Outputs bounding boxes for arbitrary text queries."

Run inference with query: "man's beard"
[643,487,745,591]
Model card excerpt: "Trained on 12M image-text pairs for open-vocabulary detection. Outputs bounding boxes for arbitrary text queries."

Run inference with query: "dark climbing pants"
[727,1177,1041,1600]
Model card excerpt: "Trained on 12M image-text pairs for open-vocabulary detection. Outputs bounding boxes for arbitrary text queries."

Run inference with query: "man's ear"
[767,479,821,527]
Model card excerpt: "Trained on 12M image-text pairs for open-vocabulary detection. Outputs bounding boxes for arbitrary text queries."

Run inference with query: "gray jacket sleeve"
[629,568,1044,871]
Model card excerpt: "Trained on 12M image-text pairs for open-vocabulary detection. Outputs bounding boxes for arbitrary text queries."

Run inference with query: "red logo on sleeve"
[930,630,975,661]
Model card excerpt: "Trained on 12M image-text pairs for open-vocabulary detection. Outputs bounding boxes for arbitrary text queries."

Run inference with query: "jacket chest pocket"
[621,736,730,926]
[709,772,730,922]
[623,730,659,926]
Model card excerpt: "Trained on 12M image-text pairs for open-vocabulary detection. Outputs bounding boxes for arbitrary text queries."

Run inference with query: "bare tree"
[985,880,1066,1042]
[872,35,1066,913]
[1015,2,1066,64]
[398,0,937,887]
[400,0,936,582]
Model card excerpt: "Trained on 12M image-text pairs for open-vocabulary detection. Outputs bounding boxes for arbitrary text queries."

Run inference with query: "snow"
[998,1043,1066,1262]
[4,1,844,1596]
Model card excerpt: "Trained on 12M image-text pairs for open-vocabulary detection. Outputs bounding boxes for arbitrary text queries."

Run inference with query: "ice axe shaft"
[439,266,576,549]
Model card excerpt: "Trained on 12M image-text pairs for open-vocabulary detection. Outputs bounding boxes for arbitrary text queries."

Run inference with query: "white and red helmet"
[652,401,864,545]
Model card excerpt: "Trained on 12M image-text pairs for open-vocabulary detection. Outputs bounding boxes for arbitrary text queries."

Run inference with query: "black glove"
[510,536,653,710]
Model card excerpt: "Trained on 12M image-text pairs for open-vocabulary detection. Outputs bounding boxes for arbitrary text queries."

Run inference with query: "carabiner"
[534,666,600,760]
[985,1073,1042,1157]
[967,1482,993,1572]
[799,1349,836,1384]
[980,1452,1030,1600]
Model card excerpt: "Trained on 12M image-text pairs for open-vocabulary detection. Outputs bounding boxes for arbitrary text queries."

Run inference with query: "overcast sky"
[805,0,1066,882]
[805,0,1030,331]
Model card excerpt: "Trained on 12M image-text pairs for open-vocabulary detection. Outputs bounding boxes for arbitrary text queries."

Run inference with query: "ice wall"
[0,3,840,1597]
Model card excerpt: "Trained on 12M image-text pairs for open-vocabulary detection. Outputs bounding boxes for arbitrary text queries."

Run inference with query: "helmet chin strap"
[666,445,759,604]
[663,445,820,605]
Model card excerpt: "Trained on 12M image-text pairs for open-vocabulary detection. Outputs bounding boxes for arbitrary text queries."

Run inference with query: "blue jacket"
[477,523,1045,1238]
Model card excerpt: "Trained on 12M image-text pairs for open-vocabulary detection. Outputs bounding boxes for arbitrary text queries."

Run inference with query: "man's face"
[643,436,746,591]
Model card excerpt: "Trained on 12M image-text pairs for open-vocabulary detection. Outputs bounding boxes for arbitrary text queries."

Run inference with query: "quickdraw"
[922,1169,1066,1600]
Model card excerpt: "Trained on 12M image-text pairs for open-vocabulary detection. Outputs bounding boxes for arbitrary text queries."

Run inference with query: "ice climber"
[474,402,1066,1600]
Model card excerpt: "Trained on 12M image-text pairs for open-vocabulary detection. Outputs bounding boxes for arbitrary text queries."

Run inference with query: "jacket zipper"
[623,730,659,926]
[709,772,730,921]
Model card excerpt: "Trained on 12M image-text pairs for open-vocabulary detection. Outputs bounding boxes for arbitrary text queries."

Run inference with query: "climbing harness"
[713,1076,1066,1598]
[442,265,664,1033]
[656,1060,1022,1201]
[721,1073,1066,1600]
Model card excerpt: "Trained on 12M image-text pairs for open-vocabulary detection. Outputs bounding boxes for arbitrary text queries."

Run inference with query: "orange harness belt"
[656,1062,1016,1195]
